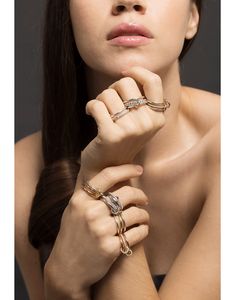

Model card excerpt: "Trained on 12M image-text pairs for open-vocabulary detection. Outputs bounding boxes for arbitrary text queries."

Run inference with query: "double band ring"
[119,233,133,256]
[146,99,170,112]
[101,192,123,215]
[82,182,103,199]
[111,108,130,122]
[114,213,127,235]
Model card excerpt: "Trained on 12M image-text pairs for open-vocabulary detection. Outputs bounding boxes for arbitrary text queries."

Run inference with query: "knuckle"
[121,185,133,195]
[94,223,107,238]
[156,113,166,128]
[143,211,150,223]
[84,207,99,222]
[68,192,84,211]
[141,224,149,236]
[86,100,100,114]
[100,239,116,258]
[127,186,138,199]
[130,206,142,218]
[122,124,140,137]
[148,74,162,85]
[106,131,124,144]
[119,76,136,86]
[99,88,115,98]
[137,225,149,241]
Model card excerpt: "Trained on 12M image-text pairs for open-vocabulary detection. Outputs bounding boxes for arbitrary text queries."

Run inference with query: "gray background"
[15,0,220,298]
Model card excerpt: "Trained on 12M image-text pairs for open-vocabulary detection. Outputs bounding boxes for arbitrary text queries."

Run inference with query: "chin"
[94,57,160,77]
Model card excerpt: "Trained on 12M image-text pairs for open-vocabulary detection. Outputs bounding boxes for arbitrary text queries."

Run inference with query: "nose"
[112,0,147,16]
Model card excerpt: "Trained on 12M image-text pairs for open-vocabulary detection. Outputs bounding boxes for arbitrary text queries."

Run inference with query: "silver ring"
[123,96,147,109]
[101,192,123,215]
[111,108,130,122]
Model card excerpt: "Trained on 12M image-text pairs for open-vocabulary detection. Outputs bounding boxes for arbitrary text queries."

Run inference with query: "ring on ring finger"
[113,213,126,235]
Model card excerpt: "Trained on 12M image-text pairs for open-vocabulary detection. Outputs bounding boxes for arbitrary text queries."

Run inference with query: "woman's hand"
[80,66,166,180]
[44,164,150,299]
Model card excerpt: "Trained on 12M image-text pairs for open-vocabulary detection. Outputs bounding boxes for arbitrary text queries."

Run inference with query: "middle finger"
[108,76,143,102]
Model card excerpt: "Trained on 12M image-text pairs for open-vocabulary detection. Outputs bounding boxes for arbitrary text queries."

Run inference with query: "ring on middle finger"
[123,95,147,110]
[100,192,123,215]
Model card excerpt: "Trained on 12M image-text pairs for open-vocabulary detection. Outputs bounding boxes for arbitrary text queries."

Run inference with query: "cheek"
[70,1,103,56]
[149,1,190,57]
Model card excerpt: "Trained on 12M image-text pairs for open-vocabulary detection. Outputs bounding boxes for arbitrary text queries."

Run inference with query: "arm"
[92,127,220,300]
[15,132,45,300]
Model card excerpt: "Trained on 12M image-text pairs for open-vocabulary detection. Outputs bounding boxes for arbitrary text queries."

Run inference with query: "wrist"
[44,260,90,300]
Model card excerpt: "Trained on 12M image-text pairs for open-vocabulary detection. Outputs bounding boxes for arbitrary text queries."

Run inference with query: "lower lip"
[108,36,152,46]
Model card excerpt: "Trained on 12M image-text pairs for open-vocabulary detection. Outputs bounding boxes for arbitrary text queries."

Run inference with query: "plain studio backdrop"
[15,0,220,298]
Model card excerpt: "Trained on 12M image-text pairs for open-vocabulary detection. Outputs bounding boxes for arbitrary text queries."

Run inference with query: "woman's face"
[69,0,199,77]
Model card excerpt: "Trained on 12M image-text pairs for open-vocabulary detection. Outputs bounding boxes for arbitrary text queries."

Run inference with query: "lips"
[107,23,153,40]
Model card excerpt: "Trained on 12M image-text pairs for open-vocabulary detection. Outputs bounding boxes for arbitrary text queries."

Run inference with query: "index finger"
[122,67,163,103]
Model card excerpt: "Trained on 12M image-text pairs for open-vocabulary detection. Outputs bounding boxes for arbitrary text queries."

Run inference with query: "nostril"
[134,5,142,12]
[116,5,126,13]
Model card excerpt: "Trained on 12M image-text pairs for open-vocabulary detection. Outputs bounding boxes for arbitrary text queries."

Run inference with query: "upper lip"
[107,23,153,40]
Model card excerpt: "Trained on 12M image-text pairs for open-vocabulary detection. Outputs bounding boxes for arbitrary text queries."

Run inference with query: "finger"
[91,206,149,237]
[112,206,149,235]
[111,224,149,256]
[81,164,144,196]
[109,77,143,102]
[86,99,113,128]
[113,186,149,207]
[96,88,124,115]
[122,67,163,103]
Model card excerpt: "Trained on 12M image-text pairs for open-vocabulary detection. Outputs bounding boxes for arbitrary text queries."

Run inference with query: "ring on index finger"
[82,181,104,199]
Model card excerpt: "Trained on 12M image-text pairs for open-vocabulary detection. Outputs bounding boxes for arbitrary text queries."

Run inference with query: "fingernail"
[136,165,143,174]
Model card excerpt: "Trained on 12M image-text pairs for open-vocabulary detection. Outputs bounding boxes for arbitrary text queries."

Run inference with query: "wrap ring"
[119,233,133,256]
[100,192,123,215]
[113,213,126,235]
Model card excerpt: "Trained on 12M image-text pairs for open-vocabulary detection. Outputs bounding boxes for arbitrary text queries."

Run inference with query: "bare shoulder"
[15,130,43,170]
[15,130,45,299]
[182,86,220,135]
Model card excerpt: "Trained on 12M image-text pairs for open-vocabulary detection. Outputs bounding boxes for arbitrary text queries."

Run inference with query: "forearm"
[92,244,160,300]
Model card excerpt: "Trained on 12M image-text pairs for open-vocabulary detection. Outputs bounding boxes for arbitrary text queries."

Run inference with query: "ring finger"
[96,205,149,236]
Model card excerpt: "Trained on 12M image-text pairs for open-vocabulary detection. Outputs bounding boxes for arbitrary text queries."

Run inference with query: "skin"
[15,0,220,299]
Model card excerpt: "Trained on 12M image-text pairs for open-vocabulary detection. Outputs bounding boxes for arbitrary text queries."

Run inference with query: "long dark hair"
[28,0,202,270]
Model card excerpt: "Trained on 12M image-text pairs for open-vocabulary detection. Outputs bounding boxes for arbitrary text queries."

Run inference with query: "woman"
[15,0,220,299]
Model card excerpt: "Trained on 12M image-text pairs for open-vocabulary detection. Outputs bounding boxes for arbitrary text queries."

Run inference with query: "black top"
[152,274,166,290]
